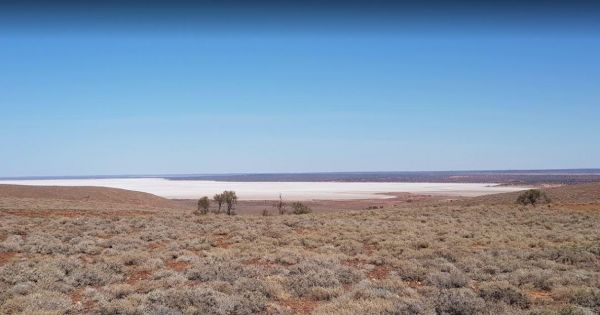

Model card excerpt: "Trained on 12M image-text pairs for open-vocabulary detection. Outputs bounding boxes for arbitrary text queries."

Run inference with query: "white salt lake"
[0,178,529,200]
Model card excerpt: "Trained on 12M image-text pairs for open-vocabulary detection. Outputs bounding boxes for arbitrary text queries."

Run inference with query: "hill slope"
[460,183,600,206]
[0,184,179,209]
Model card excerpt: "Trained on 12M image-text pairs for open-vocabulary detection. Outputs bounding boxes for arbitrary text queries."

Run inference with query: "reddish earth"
[279,299,320,315]
[363,242,380,256]
[214,238,231,249]
[146,242,166,250]
[0,209,153,218]
[70,288,96,311]
[0,252,17,266]
[528,290,554,301]
[0,184,179,208]
[342,259,363,268]
[368,266,390,280]
[126,270,153,284]
[166,260,191,272]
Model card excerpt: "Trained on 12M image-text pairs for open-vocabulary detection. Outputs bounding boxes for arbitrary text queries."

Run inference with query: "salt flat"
[0,178,528,200]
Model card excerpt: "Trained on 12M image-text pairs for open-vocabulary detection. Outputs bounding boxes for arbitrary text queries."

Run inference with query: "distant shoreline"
[1,169,599,185]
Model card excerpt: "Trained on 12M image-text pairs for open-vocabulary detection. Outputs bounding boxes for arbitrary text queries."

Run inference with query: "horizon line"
[1,168,600,180]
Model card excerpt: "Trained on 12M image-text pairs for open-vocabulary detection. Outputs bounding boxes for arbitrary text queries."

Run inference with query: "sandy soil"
[0,178,529,200]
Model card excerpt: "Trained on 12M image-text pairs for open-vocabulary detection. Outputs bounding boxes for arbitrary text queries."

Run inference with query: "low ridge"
[0,184,178,209]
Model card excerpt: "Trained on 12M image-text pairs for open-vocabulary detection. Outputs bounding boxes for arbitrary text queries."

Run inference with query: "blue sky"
[1,2,599,176]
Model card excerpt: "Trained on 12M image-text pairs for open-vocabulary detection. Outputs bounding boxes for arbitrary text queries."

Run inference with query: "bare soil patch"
[0,252,16,266]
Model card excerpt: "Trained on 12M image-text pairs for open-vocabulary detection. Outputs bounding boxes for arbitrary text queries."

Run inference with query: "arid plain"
[0,183,599,315]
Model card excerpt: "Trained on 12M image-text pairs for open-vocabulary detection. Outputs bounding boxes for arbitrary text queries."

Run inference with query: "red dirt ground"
[279,299,320,315]
[0,252,17,266]
[166,260,191,272]
[368,266,390,280]
[528,289,554,302]
[126,270,153,285]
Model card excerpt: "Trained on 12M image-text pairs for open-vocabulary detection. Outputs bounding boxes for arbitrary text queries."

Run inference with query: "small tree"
[274,194,287,215]
[516,189,551,206]
[213,193,224,213]
[197,196,210,215]
[290,201,312,214]
[223,190,238,215]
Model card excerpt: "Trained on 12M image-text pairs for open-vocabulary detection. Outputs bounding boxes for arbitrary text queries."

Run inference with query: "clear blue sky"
[1,2,599,176]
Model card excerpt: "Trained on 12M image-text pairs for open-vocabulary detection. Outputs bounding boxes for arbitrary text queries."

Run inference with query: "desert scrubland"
[0,184,599,314]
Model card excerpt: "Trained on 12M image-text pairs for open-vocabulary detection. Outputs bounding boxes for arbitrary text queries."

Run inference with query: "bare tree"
[274,193,287,215]
[197,196,210,215]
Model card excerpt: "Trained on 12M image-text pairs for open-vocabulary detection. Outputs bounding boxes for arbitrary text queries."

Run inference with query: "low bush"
[568,288,600,309]
[427,270,469,289]
[516,189,551,206]
[434,288,486,315]
[291,202,312,214]
[479,281,530,309]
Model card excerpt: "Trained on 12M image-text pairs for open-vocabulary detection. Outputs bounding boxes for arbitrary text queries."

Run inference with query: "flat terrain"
[162,169,600,185]
[0,184,599,314]
[0,179,527,200]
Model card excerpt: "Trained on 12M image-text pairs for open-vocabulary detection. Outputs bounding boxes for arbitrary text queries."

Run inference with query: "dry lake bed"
[0,178,528,200]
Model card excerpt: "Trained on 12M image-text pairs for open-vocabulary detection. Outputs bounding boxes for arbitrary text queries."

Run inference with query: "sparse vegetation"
[211,191,237,215]
[516,189,551,206]
[274,194,287,215]
[196,196,210,215]
[222,190,238,215]
[291,201,312,214]
[213,193,224,213]
[0,185,599,314]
